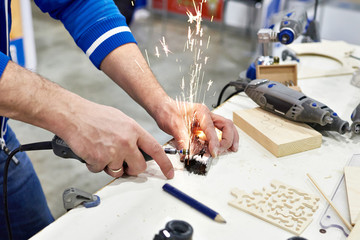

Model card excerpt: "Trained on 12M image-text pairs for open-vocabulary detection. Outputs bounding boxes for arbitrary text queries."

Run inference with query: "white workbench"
[32,56,360,240]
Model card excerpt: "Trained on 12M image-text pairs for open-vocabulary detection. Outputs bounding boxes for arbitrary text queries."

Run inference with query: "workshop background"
[8,0,360,219]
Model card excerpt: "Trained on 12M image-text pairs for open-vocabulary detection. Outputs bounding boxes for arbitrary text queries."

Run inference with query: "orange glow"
[193,128,222,141]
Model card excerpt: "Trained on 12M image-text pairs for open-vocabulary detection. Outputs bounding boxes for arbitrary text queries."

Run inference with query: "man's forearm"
[0,61,87,138]
[100,43,172,119]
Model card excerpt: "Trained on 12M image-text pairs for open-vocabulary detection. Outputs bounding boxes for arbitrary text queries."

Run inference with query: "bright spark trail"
[174,0,215,151]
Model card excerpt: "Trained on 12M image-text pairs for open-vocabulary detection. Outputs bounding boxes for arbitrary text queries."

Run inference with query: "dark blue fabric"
[0,126,54,240]
[0,0,11,56]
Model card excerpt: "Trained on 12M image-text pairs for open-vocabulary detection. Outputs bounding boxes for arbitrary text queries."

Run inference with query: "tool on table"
[63,187,100,211]
[307,173,353,231]
[278,9,308,45]
[350,103,360,134]
[216,78,349,134]
[162,183,226,223]
[154,220,193,240]
[244,79,349,134]
[247,8,311,80]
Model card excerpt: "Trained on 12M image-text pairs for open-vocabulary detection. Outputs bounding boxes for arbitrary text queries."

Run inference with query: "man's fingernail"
[212,147,219,158]
[166,168,175,179]
[234,142,239,151]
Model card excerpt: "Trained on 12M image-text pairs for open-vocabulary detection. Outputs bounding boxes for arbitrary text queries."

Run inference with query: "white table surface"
[32,52,360,240]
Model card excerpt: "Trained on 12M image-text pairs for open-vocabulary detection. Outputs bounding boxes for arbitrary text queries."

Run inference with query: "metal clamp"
[63,187,100,211]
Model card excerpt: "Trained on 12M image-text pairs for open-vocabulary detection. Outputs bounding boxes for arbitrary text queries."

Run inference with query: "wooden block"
[233,108,322,157]
[256,64,298,86]
[344,166,360,225]
[229,180,320,235]
[347,215,360,240]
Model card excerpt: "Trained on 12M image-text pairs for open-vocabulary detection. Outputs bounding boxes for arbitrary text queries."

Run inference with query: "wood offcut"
[344,166,360,225]
[233,108,322,157]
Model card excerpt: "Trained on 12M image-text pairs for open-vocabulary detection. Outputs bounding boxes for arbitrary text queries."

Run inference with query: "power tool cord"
[214,83,233,108]
[3,141,52,240]
[214,80,249,108]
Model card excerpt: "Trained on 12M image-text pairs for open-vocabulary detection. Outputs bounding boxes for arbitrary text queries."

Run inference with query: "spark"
[204,56,209,64]
[186,0,203,35]
[134,59,144,73]
[187,26,192,41]
[155,46,160,58]
[131,1,134,6]
[197,49,201,61]
[207,80,213,91]
[144,49,150,67]
[207,35,211,49]
[159,36,172,57]
[211,16,214,22]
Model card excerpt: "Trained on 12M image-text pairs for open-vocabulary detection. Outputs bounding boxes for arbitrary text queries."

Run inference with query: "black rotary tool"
[51,135,189,163]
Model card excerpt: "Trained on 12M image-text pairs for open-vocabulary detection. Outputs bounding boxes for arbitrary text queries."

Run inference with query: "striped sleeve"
[34,0,137,69]
[0,51,10,78]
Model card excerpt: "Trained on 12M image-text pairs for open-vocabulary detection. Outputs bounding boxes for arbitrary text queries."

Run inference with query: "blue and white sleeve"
[0,51,10,78]
[34,0,137,69]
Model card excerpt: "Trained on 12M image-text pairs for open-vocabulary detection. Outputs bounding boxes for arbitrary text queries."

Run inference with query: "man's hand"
[60,102,175,179]
[100,43,238,159]
[153,99,239,157]
[0,61,174,179]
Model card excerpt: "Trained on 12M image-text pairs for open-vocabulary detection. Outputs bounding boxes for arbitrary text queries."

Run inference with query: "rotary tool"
[278,10,308,45]
[51,135,189,163]
[225,79,349,134]
[351,103,360,134]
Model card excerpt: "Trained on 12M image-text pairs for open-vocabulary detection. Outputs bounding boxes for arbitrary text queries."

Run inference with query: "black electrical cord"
[224,90,244,102]
[214,80,250,108]
[213,83,233,108]
[3,141,52,240]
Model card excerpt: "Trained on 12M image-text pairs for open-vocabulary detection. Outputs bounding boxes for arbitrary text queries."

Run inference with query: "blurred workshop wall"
[318,1,360,45]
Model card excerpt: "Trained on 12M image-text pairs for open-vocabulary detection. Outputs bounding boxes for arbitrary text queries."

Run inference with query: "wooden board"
[347,216,360,240]
[256,64,298,86]
[344,166,360,225]
[229,180,320,235]
[233,108,322,157]
[287,40,359,79]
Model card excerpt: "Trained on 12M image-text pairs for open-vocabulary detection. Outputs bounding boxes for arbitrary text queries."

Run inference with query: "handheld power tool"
[3,136,189,239]
[244,79,349,134]
[223,78,349,134]
[247,9,308,79]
